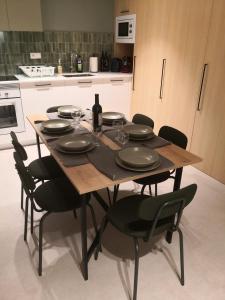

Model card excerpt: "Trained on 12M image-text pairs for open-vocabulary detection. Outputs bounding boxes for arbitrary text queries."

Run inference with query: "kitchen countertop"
[0,72,132,85]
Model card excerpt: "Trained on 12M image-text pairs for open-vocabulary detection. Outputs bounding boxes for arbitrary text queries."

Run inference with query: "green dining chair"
[95,184,197,300]
[13,151,98,276]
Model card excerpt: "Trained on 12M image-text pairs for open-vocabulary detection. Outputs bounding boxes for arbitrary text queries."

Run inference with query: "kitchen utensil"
[42,119,71,132]
[57,135,92,152]
[124,124,153,138]
[117,146,159,168]
[115,155,160,172]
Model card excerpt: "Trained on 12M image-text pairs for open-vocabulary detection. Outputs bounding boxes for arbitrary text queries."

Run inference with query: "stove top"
[0,75,18,81]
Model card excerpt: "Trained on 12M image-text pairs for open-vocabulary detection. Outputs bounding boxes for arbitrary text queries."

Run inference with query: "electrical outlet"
[30,52,41,59]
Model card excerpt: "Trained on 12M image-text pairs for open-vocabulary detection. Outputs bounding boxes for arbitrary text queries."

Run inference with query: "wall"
[0,0,115,75]
[0,31,113,75]
[41,0,114,32]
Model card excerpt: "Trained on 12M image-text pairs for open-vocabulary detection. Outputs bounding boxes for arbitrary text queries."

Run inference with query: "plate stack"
[58,105,81,119]
[41,119,73,134]
[56,135,95,154]
[124,124,155,141]
[116,146,160,171]
[101,112,125,125]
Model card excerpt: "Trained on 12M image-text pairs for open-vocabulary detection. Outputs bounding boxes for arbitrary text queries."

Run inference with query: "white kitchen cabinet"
[64,76,132,117]
[18,74,132,146]
[20,80,66,144]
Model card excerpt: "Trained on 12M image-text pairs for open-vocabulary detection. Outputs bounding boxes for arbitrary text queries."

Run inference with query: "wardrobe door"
[190,0,225,183]
[131,0,170,120]
[154,0,213,144]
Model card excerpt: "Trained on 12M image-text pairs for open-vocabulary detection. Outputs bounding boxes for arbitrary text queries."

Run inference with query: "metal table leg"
[36,133,41,158]
[81,194,88,280]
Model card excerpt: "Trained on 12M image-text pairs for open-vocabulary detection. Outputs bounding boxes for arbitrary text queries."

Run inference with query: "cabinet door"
[0,0,9,30]
[190,0,225,184]
[131,0,171,124]
[115,0,136,16]
[155,0,213,144]
[7,0,42,31]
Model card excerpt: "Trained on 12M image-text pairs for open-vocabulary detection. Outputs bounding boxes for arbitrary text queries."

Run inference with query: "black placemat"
[87,145,174,180]
[104,129,171,149]
[47,136,90,167]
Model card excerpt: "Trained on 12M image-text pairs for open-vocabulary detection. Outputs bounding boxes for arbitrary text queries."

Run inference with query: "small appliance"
[115,14,136,44]
[111,58,122,72]
[120,56,132,73]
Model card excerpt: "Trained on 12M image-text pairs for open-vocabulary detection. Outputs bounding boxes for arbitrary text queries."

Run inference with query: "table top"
[27,114,202,195]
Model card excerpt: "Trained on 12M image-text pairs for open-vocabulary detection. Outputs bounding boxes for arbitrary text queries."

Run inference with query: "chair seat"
[34,177,89,212]
[107,195,172,239]
[29,156,64,180]
[134,171,171,186]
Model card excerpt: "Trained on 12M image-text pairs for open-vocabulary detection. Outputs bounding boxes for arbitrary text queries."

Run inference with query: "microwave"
[115,14,136,44]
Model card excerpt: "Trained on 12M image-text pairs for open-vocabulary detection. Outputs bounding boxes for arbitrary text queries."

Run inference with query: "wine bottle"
[92,94,102,132]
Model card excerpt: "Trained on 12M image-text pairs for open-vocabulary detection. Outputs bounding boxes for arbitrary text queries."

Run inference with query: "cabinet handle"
[159,59,166,99]
[35,83,52,87]
[78,81,92,84]
[120,10,129,13]
[132,55,136,91]
[110,79,124,82]
[197,64,208,111]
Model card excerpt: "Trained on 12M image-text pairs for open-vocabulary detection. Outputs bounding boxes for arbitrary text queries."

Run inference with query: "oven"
[0,83,25,135]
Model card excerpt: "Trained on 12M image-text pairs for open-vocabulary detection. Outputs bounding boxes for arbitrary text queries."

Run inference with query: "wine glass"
[71,106,82,130]
[118,130,129,146]
[112,119,124,141]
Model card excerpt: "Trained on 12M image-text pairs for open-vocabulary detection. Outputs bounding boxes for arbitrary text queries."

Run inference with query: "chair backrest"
[13,152,35,196]
[132,114,154,129]
[159,126,188,149]
[46,106,62,113]
[10,131,27,161]
[138,184,197,240]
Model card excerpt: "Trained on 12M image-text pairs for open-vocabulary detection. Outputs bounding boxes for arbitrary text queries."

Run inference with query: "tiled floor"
[0,144,225,300]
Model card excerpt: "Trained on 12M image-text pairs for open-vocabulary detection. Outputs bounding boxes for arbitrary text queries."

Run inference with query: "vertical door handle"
[159,59,166,99]
[197,64,208,111]
[132,55,136,91]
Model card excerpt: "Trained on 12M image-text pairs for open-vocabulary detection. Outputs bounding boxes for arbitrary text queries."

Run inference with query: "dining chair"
[10,131,64,210]
[134,125,188,196]
[13,151,98,276]
[46,106,64,113]
[95,184,197,300]
[132,113,155,129]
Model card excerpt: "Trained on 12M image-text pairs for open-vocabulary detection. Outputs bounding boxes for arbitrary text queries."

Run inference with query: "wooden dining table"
[27,114,201,280]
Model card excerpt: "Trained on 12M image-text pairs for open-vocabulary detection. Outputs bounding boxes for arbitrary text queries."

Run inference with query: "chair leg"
[95,216,108,260]
[73,209,78,219]
[155,184,158,196]
[148,185,152,196]
[21,183,24,210]
[30,201,34,234]
[140,185,146,195]
[38,212,51,276]
[106,187,112,206]
[133,238,140,300]
[24,196,29,241]
[87,203,98,236]
[177,228,184,285]
[113,184,120,204]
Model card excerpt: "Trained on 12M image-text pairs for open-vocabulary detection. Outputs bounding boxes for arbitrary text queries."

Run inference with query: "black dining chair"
[134,125,188,196]
[13,151,98,276]
[10,131,64,210]
[95,184,197,300]
[46,106,65,113]
[132,113,155,129]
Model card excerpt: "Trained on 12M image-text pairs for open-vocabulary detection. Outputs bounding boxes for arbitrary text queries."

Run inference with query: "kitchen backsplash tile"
[0,31,113,75]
